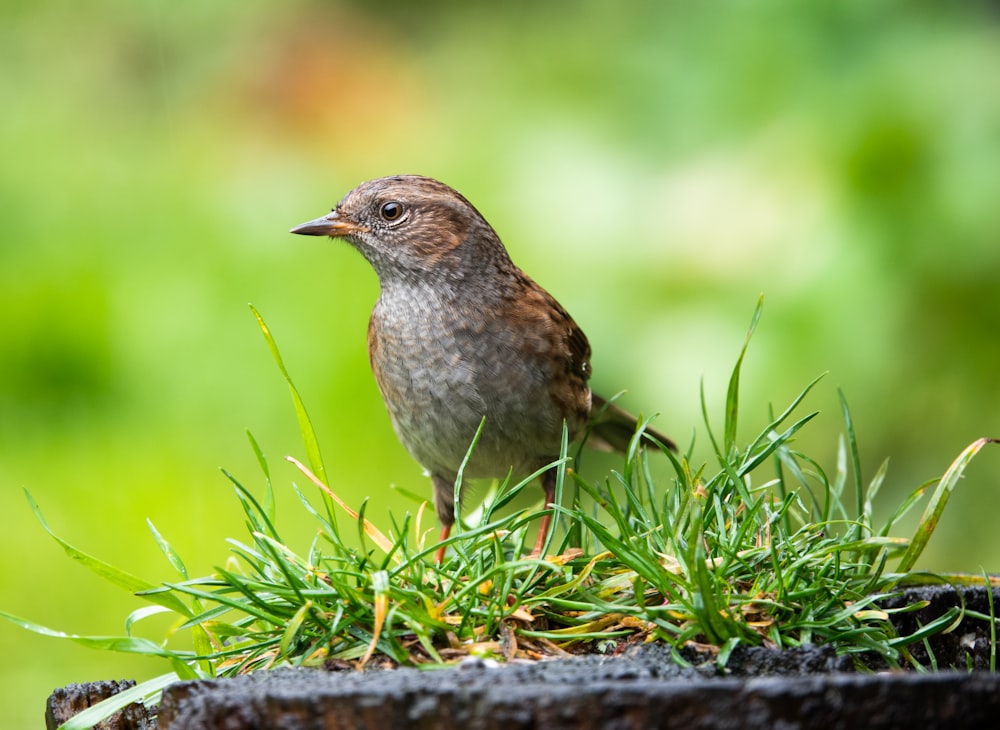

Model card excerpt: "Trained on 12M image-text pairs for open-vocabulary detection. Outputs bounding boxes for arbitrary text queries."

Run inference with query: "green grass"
[3,299,997,730]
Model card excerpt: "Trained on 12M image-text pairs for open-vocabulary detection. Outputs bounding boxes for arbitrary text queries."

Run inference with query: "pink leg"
[528,470,557,558]
[431,473,456,563]
[435,524,451,564]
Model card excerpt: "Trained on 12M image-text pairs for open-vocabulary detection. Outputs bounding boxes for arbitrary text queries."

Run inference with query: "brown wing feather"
[502,270,592,440]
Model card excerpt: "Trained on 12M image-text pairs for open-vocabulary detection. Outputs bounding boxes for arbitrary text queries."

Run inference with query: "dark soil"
[47,584,1000,729]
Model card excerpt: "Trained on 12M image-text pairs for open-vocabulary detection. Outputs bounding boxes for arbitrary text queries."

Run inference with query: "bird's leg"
[528,469,558,558]
[435,524,451,564]
[431,473,457,563]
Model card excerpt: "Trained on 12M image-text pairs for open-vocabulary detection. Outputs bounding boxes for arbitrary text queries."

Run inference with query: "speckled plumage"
[291,175,673,559]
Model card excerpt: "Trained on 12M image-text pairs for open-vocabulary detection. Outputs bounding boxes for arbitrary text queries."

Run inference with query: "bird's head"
[290,175,509,283]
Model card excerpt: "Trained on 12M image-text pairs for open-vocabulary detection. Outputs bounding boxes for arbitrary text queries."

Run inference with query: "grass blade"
[286,456,394,554]
[897,438,998,572]
[838,390,865,535]
[724,295,764,456]
[0,610,189,658]
[250,304,328,491]
[24,490,192,618]
[146,519,189,580]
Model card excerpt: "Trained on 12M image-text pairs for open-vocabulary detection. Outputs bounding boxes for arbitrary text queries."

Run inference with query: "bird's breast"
[366,282,577,479]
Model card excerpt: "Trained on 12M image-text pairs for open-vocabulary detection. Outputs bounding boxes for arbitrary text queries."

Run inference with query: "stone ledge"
[156,662,1000,730]
[46,584,1000,729]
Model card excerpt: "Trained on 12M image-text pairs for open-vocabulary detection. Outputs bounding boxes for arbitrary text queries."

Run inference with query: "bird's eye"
[379,201,405,222]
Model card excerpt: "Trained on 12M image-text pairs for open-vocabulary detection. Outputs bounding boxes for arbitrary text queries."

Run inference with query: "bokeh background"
[3,0,1000,725]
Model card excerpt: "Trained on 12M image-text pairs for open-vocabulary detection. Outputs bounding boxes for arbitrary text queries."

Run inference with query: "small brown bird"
[291,175,674,560]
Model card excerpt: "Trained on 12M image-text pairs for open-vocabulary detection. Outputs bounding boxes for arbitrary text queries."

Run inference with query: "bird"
[290,175,674,561]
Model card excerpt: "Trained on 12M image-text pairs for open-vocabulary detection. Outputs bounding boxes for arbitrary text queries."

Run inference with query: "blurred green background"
[3,0,1000,725]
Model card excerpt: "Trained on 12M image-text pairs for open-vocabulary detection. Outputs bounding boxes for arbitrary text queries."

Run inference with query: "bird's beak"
[289,212,367,237]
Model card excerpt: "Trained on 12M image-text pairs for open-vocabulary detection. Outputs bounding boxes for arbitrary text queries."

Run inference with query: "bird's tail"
[587,392,677,454]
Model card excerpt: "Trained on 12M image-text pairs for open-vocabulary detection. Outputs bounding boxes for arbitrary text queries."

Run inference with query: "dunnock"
[291,175,674,560]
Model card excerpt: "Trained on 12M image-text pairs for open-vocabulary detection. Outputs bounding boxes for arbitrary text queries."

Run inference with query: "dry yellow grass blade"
[286,455,396,556]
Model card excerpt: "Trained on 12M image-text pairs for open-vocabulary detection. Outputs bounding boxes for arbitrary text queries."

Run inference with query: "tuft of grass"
[3,299,998,729]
